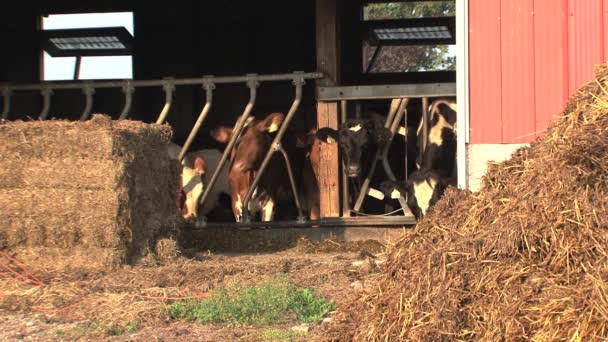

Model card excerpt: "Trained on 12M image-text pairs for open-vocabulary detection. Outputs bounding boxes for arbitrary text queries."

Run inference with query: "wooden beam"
[315,0,340,87]
[316,102,340,217]
[316,0,341,218]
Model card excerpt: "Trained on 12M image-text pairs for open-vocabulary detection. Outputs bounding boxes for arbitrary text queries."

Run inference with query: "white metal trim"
[456,0,470,189]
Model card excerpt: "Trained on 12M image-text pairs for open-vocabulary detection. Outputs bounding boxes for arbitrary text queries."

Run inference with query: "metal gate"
[1,73,455,229]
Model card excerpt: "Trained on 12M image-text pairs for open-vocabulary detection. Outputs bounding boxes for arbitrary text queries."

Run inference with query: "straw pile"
[0,115,181,273]
[323,64,608,341]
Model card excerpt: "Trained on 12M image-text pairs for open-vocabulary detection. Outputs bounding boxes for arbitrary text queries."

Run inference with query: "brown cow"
[211,112,303,222]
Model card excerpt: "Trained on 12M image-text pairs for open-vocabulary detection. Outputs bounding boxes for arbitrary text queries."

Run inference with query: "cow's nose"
[183,213,197,222]
[347,165,360,177]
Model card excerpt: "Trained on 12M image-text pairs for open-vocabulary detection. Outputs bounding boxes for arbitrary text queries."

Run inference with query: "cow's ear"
[194,156,206,175]
[210,126,233,144]
[258,112,285,133]
[295,131,315,148]
[316,127,339,144]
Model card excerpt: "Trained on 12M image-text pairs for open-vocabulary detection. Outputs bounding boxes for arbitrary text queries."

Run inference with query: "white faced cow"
[168,143,231,222]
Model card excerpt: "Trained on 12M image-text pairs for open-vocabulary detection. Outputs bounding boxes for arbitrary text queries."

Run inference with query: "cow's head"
[316,118,391,178]
[211,112,285,221]
[179,156,206,222]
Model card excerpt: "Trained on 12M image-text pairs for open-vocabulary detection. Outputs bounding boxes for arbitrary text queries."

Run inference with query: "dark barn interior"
[1,0,456,222]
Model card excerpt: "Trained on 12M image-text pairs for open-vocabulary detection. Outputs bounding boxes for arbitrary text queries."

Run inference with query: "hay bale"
[324,64,608,341]
[0,115,181,273]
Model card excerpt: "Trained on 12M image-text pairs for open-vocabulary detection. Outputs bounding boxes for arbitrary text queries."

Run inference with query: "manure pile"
[0,115,181,273]
[323,65,608,341]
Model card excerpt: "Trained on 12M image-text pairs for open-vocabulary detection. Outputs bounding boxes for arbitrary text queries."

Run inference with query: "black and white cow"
[416,98,457,181]
[315,116,392,179]
[381,169,448,221]
[384,98,457,220]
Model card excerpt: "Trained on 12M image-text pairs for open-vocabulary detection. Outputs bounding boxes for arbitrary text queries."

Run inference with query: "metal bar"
[456,0,470,189]
[186,215,416,230]
[421,97,429,155]
[277,146,305,220]
[178,77,215,161]
[383,99,411,214]
[385,98,401,129]
[340,100,350,217]
[118,80,135,120]
[6,72,323,91]
[199,77,259,216]
[353,98,409,212]
[74,56,82,80]
[317,83,456,101]
[38,86,53,120]
[242,74,305,223]
[1,86,11,119]
[155,78,176,125]
[79,85,95,121]
[364,44,383,74]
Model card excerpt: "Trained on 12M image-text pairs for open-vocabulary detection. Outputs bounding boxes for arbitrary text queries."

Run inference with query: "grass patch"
[167,275,335,325]
[260,328,307,341]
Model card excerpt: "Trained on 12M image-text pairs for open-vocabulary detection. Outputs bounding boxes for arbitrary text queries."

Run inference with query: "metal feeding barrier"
[318,83,457,218]
[0,73,454,229]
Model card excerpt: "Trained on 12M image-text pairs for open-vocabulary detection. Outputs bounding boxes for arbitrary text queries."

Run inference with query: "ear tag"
[367,187,385,200]
[326,136,336,144]
[349,124,362,132]
[398,126,407,136]
[391,189,401,199]
[268,122,279,132]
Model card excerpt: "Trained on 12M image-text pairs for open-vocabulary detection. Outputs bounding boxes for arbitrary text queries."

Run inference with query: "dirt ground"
[0,238,386,341]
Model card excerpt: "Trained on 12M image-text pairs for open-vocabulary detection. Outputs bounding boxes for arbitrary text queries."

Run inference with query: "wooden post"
[316,0,341,218]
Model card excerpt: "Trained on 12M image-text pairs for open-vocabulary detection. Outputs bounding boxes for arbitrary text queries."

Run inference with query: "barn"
[1,0,607,226]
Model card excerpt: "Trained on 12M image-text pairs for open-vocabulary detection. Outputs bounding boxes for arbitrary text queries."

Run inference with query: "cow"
[295,129,321,220]
[380,169,448,221]
[315,116,391,179]
[383,98,457,221]
[168,143,232,223]
[416,98,457,181]
[211,112,307,222]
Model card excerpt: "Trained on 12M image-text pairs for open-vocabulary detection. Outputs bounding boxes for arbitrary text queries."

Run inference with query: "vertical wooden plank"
[468,0,502,144]
[534,0,569,138]
[316,0,341,87]
[501,0,536,143]
[316,0,340,218]
[317,102,340,217]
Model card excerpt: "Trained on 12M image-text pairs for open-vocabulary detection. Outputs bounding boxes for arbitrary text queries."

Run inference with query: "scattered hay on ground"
[322,64,608,341]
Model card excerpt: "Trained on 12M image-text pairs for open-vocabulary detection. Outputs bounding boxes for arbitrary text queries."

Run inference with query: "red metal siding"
[469,0,502,143]
[500,0,535,143]
[469,0,608,144]
[534,0,569,138]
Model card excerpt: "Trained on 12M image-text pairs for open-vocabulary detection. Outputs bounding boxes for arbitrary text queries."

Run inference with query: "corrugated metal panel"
[569,0,604,95]
[469,0,608,144]
[500,0,535,143]
[534,0,569,138]
[469,0,502,144]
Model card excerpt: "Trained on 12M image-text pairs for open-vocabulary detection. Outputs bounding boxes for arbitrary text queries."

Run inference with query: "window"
[361,1,456,73]
[42,12,134,81]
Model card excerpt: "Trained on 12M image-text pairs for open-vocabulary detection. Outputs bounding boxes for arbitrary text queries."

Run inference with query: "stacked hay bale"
[0,115,181,273]
[323,64,608,341]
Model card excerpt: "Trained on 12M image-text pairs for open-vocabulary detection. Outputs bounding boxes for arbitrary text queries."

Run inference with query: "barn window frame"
[40,12,135,81]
